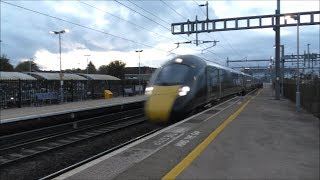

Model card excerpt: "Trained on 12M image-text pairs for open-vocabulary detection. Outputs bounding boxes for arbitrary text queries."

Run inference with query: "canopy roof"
[28,72,87,80]
[0,72,37,80]
[79,74,120,80]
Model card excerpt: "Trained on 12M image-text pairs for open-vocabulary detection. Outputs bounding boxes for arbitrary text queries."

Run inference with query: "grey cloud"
[1,0,318,69]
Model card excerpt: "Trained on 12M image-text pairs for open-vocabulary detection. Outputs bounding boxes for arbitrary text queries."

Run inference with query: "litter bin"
[104,90,113,99]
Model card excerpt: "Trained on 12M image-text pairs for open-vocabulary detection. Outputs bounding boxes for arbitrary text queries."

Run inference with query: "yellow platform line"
[162,89,262,180]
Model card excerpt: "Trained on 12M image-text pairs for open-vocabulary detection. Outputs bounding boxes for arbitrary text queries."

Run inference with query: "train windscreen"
[154,63,193,85]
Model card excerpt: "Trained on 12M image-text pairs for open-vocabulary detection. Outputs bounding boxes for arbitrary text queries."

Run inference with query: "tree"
[86,61,97,74]
[98,65,108,74]
[105,60,126,79]
[65,68,83,73]
[15,60,40,72]
[0,54,14,71]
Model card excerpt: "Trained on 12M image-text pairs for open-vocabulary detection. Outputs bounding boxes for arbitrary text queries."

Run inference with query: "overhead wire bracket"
[201,40,219,54]
[167,41,191,55]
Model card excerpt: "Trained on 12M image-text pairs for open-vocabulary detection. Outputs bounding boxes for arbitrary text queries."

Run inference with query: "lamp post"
[286,15,300,111]
[275,45,285,97]
[293,16,300,111]
[84,54,91,96]
[29,57,34,72]
[50,29,69,103]
[84,54,90,74]
[280,45,284,98]
[135,50,143,95]
[0,40,2,56]
[307,43,313,80]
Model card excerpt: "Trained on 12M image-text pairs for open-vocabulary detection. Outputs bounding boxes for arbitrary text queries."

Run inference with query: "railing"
[283,79,320,118]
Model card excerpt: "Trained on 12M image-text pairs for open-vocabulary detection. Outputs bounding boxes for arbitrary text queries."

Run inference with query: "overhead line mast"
[193,0,244,59]
[170,0,320,103]
[160,1,223,59]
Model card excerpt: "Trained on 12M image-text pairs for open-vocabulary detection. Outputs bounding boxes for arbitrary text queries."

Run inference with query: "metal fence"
[0,80,87,108]
[0,79,146,109]
[283,78,320,118]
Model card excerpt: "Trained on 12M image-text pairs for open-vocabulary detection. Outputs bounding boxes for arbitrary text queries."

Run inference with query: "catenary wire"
[192,0,244,59]
[114,0,170,31]
[127,0,171,26]
[112,0,208,54]
[80,0,201,54]
[160,0,227,60]
[1,1,176,55]
[78,0,174,42]
[114,0,195,43]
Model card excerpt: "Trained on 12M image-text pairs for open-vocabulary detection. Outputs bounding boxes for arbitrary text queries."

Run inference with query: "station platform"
[0,95,146,124]
[56,86,319,180]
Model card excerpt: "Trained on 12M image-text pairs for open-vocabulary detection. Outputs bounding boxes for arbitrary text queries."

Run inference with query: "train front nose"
[144,85,180,123]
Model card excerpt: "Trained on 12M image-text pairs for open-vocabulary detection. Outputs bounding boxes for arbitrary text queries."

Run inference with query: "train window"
[154,63,193,85]
[208,68,219,91]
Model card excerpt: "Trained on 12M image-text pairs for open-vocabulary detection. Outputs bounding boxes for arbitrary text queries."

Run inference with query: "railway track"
[40,128,162,180]
[39,94,248,179]
[1,93,252,179]
[0,108,145,166]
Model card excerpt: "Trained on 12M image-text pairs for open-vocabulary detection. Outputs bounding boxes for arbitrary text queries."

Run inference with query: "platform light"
[50,29,69,103]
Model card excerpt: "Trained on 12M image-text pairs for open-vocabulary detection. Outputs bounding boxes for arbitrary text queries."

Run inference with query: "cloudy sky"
[1,0,319,71]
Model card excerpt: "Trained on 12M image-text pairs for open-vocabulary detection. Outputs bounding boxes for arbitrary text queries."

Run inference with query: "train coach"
[144,55,261,123]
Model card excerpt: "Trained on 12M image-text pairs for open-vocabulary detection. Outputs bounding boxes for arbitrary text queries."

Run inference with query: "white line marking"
[55,96,241,179]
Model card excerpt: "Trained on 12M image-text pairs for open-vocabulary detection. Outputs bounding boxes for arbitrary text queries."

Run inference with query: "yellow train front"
[144,55,261,123]
[144,55,208,123]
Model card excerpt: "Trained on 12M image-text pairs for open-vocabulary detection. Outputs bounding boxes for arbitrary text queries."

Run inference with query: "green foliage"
[101,60,126,79]
[0,54,14,71]
[86,61,97,74]
[65,68,83,73]
[15,60,40,72]
[98,65,108,74]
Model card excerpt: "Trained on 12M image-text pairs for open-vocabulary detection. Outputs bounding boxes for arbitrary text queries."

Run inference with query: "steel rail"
[0,112,144,166]
[0,108,142,150]
[39,128,162,180]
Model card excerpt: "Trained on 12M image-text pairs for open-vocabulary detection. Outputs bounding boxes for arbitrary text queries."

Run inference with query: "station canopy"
[28,72,87,80]
[79,74,121,81]
[0,71,37,80]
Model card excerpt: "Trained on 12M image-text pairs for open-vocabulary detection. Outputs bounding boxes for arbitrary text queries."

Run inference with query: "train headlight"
[145,86,154,95]
[178,86,190,96]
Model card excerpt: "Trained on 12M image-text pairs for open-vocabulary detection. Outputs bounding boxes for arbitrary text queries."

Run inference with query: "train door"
[210,67,219,100]
[219,69,224,98]
[206,67,211,102]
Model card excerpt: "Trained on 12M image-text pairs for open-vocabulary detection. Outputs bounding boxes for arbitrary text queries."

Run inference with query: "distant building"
[124,66,157,81]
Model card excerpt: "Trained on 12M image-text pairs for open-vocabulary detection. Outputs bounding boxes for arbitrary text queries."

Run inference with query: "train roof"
[173,55,251,76]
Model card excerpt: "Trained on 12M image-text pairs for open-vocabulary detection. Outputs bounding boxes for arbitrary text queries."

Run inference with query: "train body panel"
[144,85,180,123]
[145,55,261,123]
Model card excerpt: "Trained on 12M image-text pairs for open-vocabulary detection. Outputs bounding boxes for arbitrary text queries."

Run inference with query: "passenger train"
[144,55,261,123]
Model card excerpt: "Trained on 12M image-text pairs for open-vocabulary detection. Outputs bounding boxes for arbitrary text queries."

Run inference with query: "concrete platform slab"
[177,88,319,180]
[0,96,146,123]
[56,87,319,180]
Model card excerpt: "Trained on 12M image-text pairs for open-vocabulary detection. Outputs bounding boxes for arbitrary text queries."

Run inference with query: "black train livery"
[144,55,261,123]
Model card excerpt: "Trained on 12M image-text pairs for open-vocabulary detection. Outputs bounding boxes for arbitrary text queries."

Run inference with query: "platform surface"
[0,95,146,123]
[56,87,319,180]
